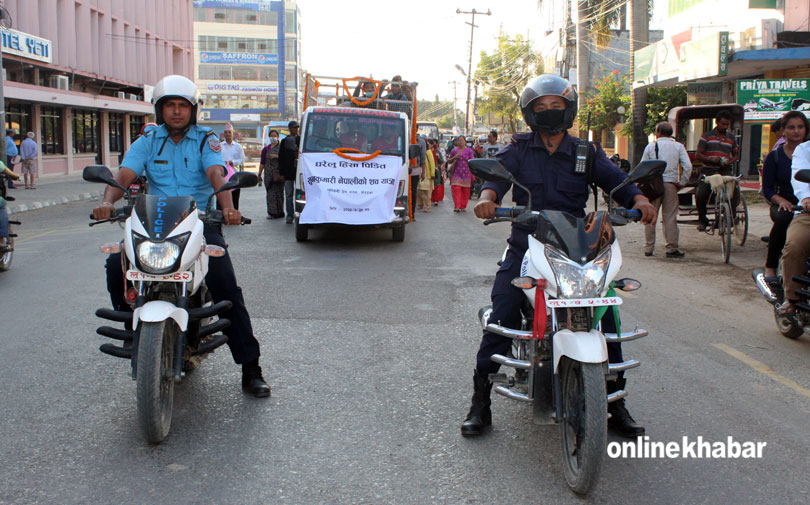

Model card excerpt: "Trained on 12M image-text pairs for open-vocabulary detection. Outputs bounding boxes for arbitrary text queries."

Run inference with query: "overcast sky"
[296,0,666,107]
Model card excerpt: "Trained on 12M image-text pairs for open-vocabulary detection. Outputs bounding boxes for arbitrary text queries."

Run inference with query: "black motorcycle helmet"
[519,75,578,134]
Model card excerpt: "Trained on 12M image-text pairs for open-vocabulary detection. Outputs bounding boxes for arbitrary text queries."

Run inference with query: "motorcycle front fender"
[552,329,608,373]
[133,300,189,331]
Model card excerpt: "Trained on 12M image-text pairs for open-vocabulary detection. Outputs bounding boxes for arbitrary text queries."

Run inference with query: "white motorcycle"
[84,165,256,444]
[469,158,665,495]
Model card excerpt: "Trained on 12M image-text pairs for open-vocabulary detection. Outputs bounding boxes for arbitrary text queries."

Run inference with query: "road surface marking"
[713,343,810,399]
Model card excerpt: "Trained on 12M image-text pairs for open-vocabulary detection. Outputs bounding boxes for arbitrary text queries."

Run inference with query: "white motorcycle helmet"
[152,75,203,125]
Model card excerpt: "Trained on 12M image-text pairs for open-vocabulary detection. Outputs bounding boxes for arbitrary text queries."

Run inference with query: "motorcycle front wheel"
[559,357,607,495]
[136,320,177,444]
[0,224,13,271]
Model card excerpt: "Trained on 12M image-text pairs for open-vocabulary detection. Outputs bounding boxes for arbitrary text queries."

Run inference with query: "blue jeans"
[284,180,295,219]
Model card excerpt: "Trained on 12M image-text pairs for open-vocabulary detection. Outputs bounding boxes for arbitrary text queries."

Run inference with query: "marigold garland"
[332,147,382,162]
[341,76,383,106]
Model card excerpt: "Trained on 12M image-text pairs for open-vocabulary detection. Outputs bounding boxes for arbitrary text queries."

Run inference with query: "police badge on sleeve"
[208,137,222,153]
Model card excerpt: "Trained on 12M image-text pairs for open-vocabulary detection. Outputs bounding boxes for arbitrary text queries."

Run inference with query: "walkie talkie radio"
[574,141,589,174]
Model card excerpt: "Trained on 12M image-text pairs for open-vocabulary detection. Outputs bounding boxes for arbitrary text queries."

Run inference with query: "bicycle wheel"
[719,202,732,263]
[734,191,748,246]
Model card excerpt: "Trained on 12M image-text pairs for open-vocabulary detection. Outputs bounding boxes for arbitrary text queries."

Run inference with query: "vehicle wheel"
[136,320,176,444]
[559,358,606,496]
[392,225,405,242]
[734,192,748,246]
[0,224,13,272]
[719,202,732,264]
[774,308,803,339]
[294,219,308,242]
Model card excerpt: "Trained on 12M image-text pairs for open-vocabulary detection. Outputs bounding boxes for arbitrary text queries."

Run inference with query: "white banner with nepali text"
[299,153,403,225]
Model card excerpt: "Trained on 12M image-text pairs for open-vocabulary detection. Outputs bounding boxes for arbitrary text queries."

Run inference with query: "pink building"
[2,0,194,176]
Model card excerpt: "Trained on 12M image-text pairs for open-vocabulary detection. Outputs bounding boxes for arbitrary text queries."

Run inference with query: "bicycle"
[701,174,748,263]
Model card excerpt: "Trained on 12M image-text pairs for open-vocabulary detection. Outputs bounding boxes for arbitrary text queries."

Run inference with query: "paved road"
[1,187,809,504]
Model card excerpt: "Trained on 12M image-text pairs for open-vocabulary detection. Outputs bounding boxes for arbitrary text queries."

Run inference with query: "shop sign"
[633,38,680,88]
[230,113,261,121]
[737,78,810,123]
[192,0,275,10]
[1,28,52,64]
[679,32,729,82]
[202,81,279,94]
[200,51,278,65]
[687,83,723,105]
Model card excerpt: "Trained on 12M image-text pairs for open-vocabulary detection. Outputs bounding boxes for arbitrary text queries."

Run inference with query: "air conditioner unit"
[127,93,139,101]
[200,111,211,120]
[116,91,127,99]
[49,75,69,90]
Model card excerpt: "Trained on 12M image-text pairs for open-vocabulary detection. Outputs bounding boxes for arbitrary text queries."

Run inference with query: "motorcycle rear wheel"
[559,358,606,495]
[137,320,177,444]
[774,307,803,339]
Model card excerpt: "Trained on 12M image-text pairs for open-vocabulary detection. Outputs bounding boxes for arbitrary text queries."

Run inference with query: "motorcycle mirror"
[83,165,128,193]
[408,144,422,159]
[214,171,259,195]
[796,169,810,184]
[468,159,513,182]
[626,160,667,184]
[613,278,642,291]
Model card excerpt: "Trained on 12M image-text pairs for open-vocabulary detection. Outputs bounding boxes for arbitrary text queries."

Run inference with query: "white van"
[293,106,416,242]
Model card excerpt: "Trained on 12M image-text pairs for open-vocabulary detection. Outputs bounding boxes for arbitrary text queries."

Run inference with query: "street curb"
[7,190,104,215]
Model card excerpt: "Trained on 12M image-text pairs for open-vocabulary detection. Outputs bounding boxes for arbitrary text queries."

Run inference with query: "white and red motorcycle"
[84,165,256,444]
[469,158,665,495]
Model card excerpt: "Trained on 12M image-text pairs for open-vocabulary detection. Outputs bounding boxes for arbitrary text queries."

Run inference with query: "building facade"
[2,0,194,176]
[634,0,810,176]
[193,0,301,144]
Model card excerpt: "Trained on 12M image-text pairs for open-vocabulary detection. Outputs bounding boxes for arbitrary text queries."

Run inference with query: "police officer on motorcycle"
[92,75,271,398]
[461,74,656,437]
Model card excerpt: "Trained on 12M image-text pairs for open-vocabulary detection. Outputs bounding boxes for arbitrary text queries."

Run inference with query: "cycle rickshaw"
[669,104,749,263]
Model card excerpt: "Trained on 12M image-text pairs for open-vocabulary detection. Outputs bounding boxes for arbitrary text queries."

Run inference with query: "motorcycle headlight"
[545,246,611,299]
[133,233,190,274]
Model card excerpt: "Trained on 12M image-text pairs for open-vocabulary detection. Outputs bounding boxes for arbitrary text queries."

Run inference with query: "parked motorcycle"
[468,158,665,495]
[0,168,21,272]
[84,165,256,444]
[753,168,810,340]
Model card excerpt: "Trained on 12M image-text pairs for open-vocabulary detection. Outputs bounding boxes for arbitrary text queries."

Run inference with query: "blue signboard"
[193,0,276,10]
[200,51,278,65]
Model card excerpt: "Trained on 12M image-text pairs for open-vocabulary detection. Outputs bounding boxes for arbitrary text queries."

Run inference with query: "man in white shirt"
[640,121,693,258]
[482,130,504,159]
[220,123,245,168]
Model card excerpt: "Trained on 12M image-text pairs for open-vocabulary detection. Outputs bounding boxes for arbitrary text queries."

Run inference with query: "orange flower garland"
[341,76,383,106]
[332,147,383,162]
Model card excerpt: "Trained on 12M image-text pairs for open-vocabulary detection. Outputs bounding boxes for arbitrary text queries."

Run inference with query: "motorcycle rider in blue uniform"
[461,75,656,437]
[92,75,270,398]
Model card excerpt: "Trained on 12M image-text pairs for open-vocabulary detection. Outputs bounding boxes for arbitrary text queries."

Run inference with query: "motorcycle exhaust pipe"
[752,269,778,305]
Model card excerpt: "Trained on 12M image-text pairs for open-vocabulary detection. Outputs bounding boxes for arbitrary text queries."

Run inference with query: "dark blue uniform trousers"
[106,223,261,365]
[476,245,623,377]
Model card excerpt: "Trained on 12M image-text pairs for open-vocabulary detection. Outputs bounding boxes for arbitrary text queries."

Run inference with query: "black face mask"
[533,109,567,133]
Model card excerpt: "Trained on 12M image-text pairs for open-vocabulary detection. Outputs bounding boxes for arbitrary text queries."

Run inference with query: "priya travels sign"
[737,79,810,124]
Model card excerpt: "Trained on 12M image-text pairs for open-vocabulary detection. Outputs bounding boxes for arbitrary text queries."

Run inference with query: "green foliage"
[577,70,631,134]
[475,34,541,133]
[644,86,687,133]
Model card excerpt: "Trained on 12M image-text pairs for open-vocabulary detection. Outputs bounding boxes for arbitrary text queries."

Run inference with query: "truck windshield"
[303,112,406,159]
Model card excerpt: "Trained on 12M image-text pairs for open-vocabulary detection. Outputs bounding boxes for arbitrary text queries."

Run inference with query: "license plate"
[126,270,192,283]
[546,297,622,308]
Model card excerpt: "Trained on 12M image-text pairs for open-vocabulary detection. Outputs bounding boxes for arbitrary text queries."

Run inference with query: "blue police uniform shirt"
[483,132,642,248]
[122,124,224,211]
[6,135,18,157]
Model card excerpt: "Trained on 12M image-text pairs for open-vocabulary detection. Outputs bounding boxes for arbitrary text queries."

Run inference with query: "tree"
[474,34,541,133]
[577,69,631,137]
[644,86,687,134]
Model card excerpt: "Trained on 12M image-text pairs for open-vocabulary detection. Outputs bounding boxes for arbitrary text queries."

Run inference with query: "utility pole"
[448,81,459,130]
[575,0,591,113]
[457,7,491,136]
[629,0,649,166]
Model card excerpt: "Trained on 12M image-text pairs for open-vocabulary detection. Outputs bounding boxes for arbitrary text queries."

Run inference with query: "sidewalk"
[4,173,103,215]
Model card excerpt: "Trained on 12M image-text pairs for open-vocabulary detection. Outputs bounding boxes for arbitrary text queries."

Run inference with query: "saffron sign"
[299,153,402,225]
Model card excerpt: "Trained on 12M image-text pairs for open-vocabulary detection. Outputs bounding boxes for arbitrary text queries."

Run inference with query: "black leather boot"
[607,378,645,438]
[461,371,493,437]
[242,360,271,398]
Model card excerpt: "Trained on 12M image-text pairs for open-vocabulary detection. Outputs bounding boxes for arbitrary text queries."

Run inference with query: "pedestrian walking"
[431,139,446,205]
[278,120,300,224]
[639,121,692,258]
[447,136,475,212]
[5,130,18,189]
[20,132,38,189]
[417,139,435,212]
[258,130,284,219]
[220,123,245,210]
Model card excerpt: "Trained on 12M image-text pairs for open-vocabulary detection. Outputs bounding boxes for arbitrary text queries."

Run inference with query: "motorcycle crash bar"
[603,329,648,342]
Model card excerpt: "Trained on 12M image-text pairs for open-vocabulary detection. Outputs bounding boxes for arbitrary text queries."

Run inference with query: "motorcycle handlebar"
[494,206,526,218]
[201,210,252,225]
[88,206,132,226]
